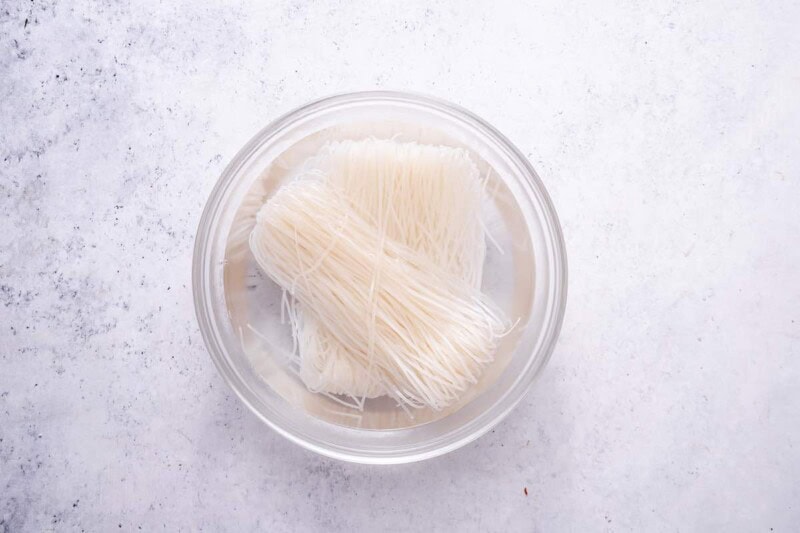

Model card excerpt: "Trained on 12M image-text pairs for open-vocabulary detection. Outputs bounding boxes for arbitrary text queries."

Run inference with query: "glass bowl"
[193,91,567,464]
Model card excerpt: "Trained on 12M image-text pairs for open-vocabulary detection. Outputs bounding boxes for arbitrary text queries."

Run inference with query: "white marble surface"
[2,0,799,530]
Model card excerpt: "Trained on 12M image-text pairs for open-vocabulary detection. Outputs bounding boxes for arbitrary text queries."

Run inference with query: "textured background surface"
[2,0,799,531]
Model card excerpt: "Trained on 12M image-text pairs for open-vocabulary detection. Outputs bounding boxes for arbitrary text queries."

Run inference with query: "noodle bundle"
[250,140,506,410]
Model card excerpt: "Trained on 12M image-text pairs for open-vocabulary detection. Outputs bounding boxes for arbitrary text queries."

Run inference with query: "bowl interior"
[194,92,566,462]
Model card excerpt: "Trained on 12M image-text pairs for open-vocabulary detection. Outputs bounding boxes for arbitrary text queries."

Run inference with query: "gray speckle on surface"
[2,0,799,531]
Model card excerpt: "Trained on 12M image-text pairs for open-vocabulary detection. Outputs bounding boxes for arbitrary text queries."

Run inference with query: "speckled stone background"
[2,0,799,531]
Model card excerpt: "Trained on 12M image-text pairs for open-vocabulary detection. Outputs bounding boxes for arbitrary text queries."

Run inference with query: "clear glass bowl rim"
[193,90,568,464]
